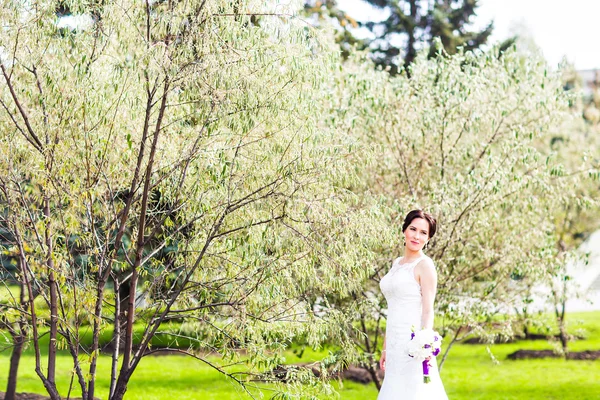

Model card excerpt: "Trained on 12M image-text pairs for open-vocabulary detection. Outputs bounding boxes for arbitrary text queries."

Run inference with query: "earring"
[425,241,429,249]
[403,239,406,246]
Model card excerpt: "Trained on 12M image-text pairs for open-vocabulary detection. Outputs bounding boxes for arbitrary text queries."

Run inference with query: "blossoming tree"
[0,0,380,398]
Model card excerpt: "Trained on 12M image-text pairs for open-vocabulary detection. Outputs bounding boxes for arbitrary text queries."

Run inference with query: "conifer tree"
[306,0,493,74]
[366,0,493,74]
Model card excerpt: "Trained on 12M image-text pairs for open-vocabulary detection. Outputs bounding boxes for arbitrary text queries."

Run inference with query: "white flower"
[406,328,443,361]
[406,343,431,360]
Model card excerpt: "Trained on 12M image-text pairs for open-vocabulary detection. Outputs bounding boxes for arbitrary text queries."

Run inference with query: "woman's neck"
[403,250,423,262]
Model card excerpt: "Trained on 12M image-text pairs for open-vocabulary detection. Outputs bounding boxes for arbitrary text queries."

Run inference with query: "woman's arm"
[417,260,438,330]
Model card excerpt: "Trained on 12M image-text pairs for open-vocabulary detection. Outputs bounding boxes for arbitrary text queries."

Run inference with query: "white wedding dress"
[378,255,448,400]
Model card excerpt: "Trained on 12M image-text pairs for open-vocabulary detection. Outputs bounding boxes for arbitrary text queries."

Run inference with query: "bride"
[378,210,448,399]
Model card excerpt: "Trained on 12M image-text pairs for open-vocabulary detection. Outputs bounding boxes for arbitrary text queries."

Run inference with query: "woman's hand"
[379,350,386,371]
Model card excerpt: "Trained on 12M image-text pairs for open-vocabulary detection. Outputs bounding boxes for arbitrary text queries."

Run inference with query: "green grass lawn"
[0,312,599,399]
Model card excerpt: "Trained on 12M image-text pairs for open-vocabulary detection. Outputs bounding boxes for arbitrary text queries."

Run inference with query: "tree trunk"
[5,333,25,400]
[118,280,131,329]
[48,269,59,382]
[44,198,58,386]
[558,322,569,355]
[109,278,122,399]
[557,301,569,356]
[554,277,569,357]
[356,310,382,390]
[110,374,130,400]
[438,328,461,373]
[6,258,30,400]
[366,363,381,391]
[403,0,419,72]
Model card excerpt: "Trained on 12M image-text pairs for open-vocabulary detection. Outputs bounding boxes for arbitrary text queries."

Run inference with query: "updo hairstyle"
[402,210,437,239]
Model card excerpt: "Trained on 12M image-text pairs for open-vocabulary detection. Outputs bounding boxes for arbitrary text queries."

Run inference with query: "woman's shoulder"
[420,253,434,262]
[415,255,436,270]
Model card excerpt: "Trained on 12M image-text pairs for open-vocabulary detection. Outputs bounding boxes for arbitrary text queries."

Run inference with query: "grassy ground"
[0,312,599,399]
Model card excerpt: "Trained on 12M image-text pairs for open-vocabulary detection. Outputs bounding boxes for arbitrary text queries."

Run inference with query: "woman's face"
[404,218,430,252]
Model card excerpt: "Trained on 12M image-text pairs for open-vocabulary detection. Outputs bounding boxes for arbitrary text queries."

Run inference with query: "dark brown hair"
[402,210,437,238]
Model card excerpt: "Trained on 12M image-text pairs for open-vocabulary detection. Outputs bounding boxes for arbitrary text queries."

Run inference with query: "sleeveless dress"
[378,255,448,400]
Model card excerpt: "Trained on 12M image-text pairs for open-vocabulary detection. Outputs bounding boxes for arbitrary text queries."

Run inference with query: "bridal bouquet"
[406,328,442,383]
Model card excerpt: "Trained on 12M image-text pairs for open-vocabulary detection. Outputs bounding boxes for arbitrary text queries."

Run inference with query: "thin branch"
[0,63,44,151]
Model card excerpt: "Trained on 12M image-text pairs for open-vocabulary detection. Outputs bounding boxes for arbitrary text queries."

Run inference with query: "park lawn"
[0,312,598,399]
[441,339,600,400]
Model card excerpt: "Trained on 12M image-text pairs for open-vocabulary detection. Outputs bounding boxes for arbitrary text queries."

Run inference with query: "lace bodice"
[380,255,424,331]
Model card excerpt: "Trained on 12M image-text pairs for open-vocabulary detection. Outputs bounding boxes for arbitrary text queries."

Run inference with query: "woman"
[378,210,448,399]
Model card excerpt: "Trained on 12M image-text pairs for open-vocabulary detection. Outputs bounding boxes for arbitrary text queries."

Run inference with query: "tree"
[305,0,494,74]
[313,44,600,386]
[0,0,379,399]
[543,91,600,355]
[365,0,493,74]
[304,0,521,80]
